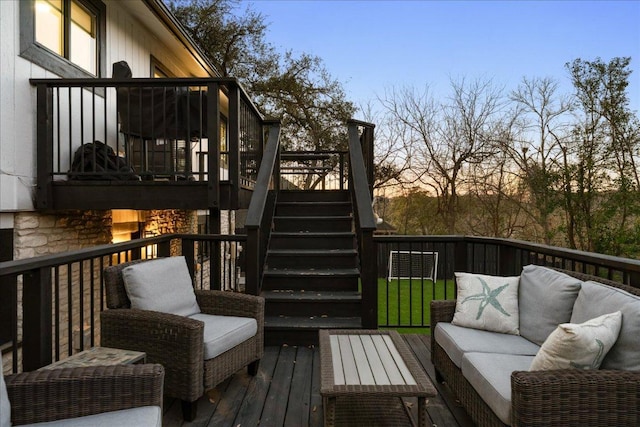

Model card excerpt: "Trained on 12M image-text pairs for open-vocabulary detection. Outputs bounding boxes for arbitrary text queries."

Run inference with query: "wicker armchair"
[5,364,164,425]
[430,269,640,427]
[100,259,264,421]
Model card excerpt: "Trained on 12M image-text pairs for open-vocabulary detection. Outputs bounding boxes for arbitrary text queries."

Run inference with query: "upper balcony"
[31,76,272,211]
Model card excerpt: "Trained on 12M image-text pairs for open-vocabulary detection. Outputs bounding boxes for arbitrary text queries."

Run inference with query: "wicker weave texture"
[6,364,164,425]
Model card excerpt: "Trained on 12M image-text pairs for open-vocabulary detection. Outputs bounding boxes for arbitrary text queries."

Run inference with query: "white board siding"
[0,0,212,212]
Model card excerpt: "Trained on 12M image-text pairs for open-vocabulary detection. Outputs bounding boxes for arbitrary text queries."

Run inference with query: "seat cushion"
[452,272,520,335]
[461,352,535,426]
[122,256,200,317]
[518,265,582,345]
[434,322,539,368]
[530,311,622,370]
[1,357,10,427]
[189,313,258,360]
[571,280,640,370]
[21,405,161,427]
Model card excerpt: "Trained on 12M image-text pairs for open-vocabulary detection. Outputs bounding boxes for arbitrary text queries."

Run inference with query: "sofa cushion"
[530,311,622,371]
[571,280,640,370]
[462,352,535,426]
[434,322,539,368]
[518,265,582,345]
[21,406,161,427]
[189,313,257,360]
[122,257,201,317]
[453,272,520,335]
[0,357,10,427]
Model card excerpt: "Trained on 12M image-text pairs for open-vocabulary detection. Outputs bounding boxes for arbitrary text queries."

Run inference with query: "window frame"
[20,0,106,78]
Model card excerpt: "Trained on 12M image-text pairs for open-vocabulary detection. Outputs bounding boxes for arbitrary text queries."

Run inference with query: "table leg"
[323,396,336,427]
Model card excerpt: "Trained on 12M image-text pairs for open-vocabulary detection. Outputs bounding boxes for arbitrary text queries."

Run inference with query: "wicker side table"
[320,330,436,427]
[40,347,146,370]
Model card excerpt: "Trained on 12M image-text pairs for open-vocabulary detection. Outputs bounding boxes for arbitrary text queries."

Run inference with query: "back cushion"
[1,357,11,427]
[571,280,640,370]
[122,256,201,317]
[518,265,582,345]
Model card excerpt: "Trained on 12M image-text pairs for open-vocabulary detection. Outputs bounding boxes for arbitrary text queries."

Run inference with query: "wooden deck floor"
[162,334,475,427]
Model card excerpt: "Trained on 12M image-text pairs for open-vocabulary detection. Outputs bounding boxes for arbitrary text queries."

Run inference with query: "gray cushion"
[0,357,10,427]
[570,281,640,370]
[189,313,258,360]
[461,352,534,426]
[21,406,161,427]
[122,256,200,317]
[518,265,582,345]
[434,322,539,368]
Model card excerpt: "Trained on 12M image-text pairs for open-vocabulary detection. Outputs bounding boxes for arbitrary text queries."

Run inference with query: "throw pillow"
[122,256,201,317]
[452,272,520,335]
[529,311,622,371]
[518,265,582,345]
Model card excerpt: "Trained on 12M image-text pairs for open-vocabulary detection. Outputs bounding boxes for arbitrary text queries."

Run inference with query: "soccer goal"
[387,250,438,283]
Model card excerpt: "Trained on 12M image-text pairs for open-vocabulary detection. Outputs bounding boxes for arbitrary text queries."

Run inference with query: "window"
[21,0,105,78]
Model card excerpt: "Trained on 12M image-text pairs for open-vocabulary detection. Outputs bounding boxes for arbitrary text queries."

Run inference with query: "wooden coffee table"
[320,329,436,427]
[40,347,146,370]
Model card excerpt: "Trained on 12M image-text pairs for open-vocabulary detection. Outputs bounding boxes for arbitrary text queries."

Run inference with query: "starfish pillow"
[452,272,520,335]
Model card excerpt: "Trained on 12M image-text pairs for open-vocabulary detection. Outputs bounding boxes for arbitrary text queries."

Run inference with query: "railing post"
[157,240,171,257]
[35,83,54,209]
[228,85,240,209]
[181,237,197,284]
[454,238,468,273]
[499,242,517,276]
[206,82,220,212]
[245,226,259,295]
[23,267,52,371]
[361,230,377,328]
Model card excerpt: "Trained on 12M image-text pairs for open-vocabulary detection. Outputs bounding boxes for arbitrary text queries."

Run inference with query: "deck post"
[23,267,52,370]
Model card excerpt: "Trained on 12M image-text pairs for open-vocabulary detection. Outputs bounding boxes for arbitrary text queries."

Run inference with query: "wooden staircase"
[262,189,363,346]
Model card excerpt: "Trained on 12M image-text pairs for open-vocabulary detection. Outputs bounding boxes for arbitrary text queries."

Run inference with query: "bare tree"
[507,76,572,244]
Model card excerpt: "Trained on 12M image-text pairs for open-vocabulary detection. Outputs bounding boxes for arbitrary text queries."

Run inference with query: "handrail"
[348,124,376,230]
[245,122,281,295]
[347,121,377,328]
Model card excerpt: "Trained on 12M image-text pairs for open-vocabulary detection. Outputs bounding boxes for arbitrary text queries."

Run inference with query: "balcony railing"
[30,77,267,210]
[2,233,639,374]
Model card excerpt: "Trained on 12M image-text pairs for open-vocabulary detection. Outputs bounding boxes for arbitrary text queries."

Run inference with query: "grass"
[378,278,456,335]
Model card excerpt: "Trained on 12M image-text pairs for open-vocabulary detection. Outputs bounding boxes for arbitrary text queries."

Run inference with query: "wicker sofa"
[430,265,640,427]
[3,363,164,426]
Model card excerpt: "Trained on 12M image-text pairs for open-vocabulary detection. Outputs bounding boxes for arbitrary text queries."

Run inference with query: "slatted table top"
[319,329,436,397]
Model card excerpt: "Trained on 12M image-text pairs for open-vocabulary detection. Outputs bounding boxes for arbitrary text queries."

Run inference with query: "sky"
[245,0,640,115]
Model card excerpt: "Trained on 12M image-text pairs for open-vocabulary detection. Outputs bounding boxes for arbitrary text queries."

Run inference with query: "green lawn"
[378,278,456,334]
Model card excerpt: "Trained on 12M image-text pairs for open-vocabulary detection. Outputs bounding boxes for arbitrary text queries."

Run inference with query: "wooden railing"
[2,231,639,373]
[279,150,348,190]
[30,77,264,209]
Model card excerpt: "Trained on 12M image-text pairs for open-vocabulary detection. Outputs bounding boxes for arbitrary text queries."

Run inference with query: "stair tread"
[268,249,357,255]
[274,215,352,219]
[265,315,362,329]
[264,268,359,276]
[262,290,361,301]
[271,231,354,236]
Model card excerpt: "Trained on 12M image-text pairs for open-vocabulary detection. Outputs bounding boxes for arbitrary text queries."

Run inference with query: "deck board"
[163,334,469,427]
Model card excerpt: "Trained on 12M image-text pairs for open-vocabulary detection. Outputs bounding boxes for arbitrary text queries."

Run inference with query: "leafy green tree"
[562,57,640,256]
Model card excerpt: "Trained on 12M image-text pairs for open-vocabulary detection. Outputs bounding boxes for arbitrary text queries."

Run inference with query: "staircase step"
[264,315,362,346]
[276,201,352,216]
[262,268,359,291]
[269,232,355,250]
[263,290,361,317]
[277,190,350,203]
[273,215,353,233]
[266,249,358,269]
